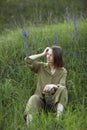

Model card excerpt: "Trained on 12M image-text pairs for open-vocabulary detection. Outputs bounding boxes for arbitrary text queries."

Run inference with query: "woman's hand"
[42,47,50,56]
[43,84,58,94]
[24,47,50,60]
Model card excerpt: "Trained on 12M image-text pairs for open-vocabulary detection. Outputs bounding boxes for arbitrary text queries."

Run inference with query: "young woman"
[24,46,68,124]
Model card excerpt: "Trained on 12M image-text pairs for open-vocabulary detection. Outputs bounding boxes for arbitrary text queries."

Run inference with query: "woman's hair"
[51,46,64,67]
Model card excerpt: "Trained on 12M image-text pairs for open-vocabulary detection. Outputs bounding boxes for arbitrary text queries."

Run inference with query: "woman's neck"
[49,64,56,74]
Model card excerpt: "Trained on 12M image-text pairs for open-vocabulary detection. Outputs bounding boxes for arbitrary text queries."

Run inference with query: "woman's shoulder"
[62,67,67,71]
[40,62,48,67]
[62,67,67,74]
[58,67,67,73]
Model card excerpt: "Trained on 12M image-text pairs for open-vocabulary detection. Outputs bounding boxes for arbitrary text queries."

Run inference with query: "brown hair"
[51,46,64,67]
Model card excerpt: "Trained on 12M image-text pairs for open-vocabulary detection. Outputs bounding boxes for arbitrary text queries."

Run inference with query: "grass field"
[0,18,87,130]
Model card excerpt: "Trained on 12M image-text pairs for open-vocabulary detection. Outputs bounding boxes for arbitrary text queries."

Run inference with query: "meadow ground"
[0,18,87,130]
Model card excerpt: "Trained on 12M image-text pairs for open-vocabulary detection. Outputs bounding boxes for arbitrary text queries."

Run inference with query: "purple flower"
[8,40,13,47]
[73,51,77,58]
[22,27,29,38]
[71,29,76,39]
[24,42,28,49]
[53,34,58,44]
[71,29,80,42]
[12,16,17,28]
[65,6,69,15]
[23,42,30,56]
[78,32,80,41]
[79,11,83,20]
[73,15,77,28]
[65,6,70,21]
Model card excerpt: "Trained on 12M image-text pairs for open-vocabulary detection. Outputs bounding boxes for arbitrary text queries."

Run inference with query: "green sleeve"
[25,57,42,73]
[57,69,67,87]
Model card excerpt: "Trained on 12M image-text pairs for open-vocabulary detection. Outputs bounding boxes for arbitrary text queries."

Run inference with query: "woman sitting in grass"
[24,45,68,125]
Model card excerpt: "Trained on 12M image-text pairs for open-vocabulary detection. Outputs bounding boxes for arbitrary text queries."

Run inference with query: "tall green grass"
[0,19,87,130]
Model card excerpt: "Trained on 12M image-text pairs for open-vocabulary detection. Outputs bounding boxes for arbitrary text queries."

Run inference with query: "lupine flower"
[22,27,29,38]
[71,29,80,42]
[73,15,77,28]
[80,11,83,20]
[8,40,13,47]
[65,6,70,21]
[71,29,75,39]
[53,34,58,44]
[23,42,30,56]
[73,51,77,58]
[31,38,35,43]
[65,6,68,13]
[12,16,17,27]
[78,32,80,41]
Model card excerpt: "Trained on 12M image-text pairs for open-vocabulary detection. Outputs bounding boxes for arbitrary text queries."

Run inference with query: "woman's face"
[46,48,54,65]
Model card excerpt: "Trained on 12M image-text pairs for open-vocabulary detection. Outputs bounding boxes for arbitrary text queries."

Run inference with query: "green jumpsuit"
[24,57,68,115]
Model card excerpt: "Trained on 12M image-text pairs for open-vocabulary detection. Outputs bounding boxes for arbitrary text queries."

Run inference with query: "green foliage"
[0,0,87,31]
[0,18,87,129]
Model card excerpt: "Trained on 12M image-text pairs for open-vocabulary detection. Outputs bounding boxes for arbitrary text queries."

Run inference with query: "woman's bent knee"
[59,88,68,107]
[25,95,43,114]
[29,95,40,103]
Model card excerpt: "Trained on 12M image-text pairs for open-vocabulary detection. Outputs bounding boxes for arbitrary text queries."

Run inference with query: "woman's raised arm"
[25,47,50,60]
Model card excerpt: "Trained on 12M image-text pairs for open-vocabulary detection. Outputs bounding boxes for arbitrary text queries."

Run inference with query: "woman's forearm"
[28,53,45,60]
[25,47,50,60]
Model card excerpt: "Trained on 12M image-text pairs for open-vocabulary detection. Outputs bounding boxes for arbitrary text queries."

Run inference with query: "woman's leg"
[56,88,68,118]
[24,94,44,124]
[58,88,68,107]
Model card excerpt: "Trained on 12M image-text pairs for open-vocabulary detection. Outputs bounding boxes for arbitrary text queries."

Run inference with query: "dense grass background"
[0,18,87,130]
[0,0,87,32]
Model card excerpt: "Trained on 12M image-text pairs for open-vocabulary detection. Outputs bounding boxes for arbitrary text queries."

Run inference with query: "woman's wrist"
[41,52,45,57]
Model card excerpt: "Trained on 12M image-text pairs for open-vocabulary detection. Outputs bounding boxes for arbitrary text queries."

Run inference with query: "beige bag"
[42,87,57,106]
